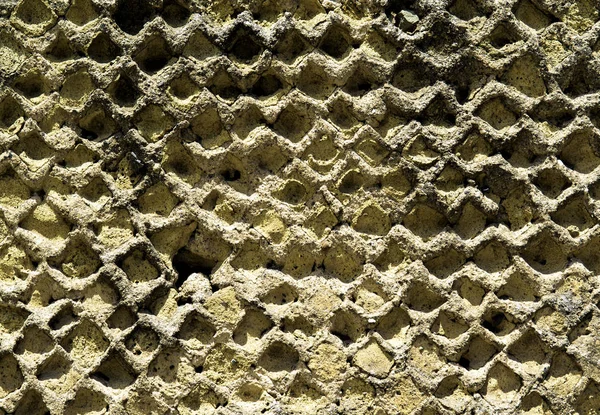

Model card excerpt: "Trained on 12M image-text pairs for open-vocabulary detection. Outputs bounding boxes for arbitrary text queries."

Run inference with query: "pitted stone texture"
[0,0,600,414]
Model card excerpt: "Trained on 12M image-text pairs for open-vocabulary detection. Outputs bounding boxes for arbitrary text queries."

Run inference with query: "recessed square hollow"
[36,352,70,382]
[0,95,25,130]
[458,335,498,370]
[49,237,101,279]
[134,36,173,74]
[487,23,522,49]
[178,312,216,348]
[0,167,21,204]
[226,27,263,63]
[575,380,600,415]
[543,352,582,397]
[520,392,553,414]
[327,98,358,131]
[107,72,140,107]
[0,353,23,397]
[574,235,600,273]
[533,167,571,198]
[161,0,190,27]
[107,305,136,330]
[454,202,487,239]
[319,25,352,59]
[295,0,324,19]
[352,279,389,313]
[87,32,121,63]
[114,0,155,34]
[125,325,160,357]
[13,132,54,162]
[147,346,193,384]
[501,128,547,168]
[64,144,98,168]
[435,165,464,193]
[274,29,311,63]
[533,97,576,130]
[232,105,266,140]
[45,31,76,62]
[178,384,224,413]
[14,389,50,415]
[60,69,95,105]
[133,104,174,142]
[137,182,178,216]
[207,69,242,100]
[233,308,273,349]
[13,71,50,99]
[262,282,298,305]
[13,0,57,35]
[64,388,108,415]
[449,0,485,20]
[424,248,466,279]
[407,335,446,375]
[432,311,468,339]
[560,61,600,97]
[376,306,411,346]
[168,73,199,101]
[403,136,440,167]
[483,363,521,406]
[508,329,547,370]
[513,0,555,30]
[91,352,136,389]
[453,277,486,306]
[501,53,547,97]
[0,242,34,282]
[172,248,216,285]
[297,61,335,98]
[392,59,434,93]
[456,131,493,162]
[120,249,159,284]
[330,309,365,344]
[20,202,71,241]
[61,319,109,368]
[559,130,600,174]
[404,281,445,312]
[551,197,594,233]
[496,270,539,301]
[0,304,29,334]
[282,242,317,278]
[354,135,390,166]
[274,103,314,143]
[66,0,98,25]
[275,179,307,205]
[282,315,315,336]
[49,304,77,331]
[189,107,230,149]
[80,177,111,205]
[402,204,448,240]
[78,106,117,140]
[473,241,511,273]
[521,231,568,274]
[323,244,363,283]
[257,341,299,373]
[343,65,382,96]
[183,31,219,60]
[250,72,284,97]
[481,309,517,336]
[475,97,519,131]
[418,95,457,128]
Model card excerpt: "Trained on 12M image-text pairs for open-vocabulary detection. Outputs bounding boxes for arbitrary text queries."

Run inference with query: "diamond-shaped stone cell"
[0,0,599,414]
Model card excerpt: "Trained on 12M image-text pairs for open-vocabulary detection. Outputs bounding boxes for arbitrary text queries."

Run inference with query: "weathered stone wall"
[0,0,599,413]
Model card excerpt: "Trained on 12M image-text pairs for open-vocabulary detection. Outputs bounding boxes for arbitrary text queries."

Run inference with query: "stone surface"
[0,0,599,414]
